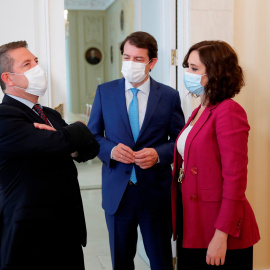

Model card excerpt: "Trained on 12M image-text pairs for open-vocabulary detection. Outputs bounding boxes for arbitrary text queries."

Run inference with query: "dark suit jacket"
[88,77,185,217]
[0,95,99,269]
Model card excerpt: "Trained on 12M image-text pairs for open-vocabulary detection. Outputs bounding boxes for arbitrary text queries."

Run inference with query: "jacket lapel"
[183,104,218,171]
[2,95,44,123]
[114,78,134,141]
[137,78,161,141]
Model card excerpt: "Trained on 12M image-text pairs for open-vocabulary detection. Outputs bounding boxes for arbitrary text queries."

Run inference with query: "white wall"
[0,0,35,101]
[105,0,135,82]
[135,0,176,87]
[0,0,67,115]
[188,0,234,111]
[233,1,270,268]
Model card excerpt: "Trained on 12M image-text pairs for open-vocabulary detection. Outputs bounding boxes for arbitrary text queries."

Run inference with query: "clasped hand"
[112,143,158,169]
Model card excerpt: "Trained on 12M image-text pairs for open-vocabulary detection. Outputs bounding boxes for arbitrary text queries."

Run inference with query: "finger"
[221,257,225,265]
[121,154,134,163]
[134,151,147,159]
[210,258,215,266]
[122,149,135,159]
[215,258,220,266]
[134,158,147,166]
[120,159,133,164]
[140,164,151,169]
[119,143,134,155]
[115,149,134,163]
[206,255,210,265]
[34,123,55,131]
[136,160,154,169]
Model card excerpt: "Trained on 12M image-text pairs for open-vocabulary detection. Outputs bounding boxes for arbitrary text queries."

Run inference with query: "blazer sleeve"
[45,108,100,162]
[87,85,116,167]
[214,100,250,237]
[155,91,185,164]
[0,108,99,160]
[65,122,100,162]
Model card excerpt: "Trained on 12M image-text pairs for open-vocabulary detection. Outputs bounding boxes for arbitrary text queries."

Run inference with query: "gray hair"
[0,40,28,91]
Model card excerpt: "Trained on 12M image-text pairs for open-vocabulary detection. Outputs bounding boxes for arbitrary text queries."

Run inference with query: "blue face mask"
[184,71,207,96]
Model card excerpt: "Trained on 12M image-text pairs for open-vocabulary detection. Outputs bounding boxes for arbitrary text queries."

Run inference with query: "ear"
[201,74,208,87]
[1,72,15,86]
[149,58,158,70]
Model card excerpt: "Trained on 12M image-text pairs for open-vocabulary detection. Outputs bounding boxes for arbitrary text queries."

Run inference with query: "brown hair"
[120,31,158,60]
[0,40,28,91]
[183,40,244,105]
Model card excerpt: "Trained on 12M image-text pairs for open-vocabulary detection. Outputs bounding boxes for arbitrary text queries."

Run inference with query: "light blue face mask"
[184,71,207,96]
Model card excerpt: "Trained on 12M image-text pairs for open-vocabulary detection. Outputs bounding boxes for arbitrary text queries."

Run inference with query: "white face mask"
[121,60,151,83]
[8,65,48,96]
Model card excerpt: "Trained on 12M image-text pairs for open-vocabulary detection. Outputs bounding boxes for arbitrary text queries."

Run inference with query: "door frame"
[134,0,191,266]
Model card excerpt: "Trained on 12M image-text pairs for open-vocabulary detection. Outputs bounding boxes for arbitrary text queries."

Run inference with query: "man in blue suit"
[88,31,185,270]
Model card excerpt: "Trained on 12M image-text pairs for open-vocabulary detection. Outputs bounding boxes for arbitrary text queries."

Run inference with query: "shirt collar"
[125,76,151,95]
[6,94,40,109]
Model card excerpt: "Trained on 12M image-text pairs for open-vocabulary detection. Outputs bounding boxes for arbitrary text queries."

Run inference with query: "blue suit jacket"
[88,77,185,217]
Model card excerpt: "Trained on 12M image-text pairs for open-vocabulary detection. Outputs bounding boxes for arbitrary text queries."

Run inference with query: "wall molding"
[33,0,52,107]
[177,0,191,119]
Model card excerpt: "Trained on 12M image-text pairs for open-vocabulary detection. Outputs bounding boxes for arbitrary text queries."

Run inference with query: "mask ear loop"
[6,72,24,76]
[146,59,154,72]
[146,59,152,65]
[5,72,28,90]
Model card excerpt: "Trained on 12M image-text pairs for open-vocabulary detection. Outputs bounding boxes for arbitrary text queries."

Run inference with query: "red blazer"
[171,99,260,249]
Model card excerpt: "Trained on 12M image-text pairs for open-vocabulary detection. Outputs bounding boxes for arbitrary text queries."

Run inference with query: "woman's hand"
[206,229,228,266]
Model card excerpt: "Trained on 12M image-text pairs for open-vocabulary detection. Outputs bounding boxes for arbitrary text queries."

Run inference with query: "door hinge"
[171,49,178,66]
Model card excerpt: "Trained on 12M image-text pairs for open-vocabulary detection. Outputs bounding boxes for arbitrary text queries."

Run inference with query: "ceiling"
[64,0,115,10]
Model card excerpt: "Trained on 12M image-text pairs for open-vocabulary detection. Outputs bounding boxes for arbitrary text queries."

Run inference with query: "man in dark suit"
[88,31,185,270]
[0,41,100,270]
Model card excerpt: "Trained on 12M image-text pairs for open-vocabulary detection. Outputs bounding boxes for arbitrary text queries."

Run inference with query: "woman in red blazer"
[171,40,260,269]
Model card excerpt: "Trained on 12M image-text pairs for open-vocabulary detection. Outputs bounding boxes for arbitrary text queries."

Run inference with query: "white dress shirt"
[125,77,150,129]
[7,94,35,109]
[110,77,151,159]
[7,94,54,127]
[177,124,193,168]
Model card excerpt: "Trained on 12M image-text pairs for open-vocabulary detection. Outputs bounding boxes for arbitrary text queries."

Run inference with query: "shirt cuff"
[111,146,116,160]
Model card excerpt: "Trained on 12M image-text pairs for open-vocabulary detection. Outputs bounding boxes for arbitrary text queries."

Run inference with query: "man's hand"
[112,143,135,164]
[34,123,56,131]
[134,148,158,169]
[206,229,228,266]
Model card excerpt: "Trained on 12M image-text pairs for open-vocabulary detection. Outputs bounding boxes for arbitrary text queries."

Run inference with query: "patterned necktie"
[33,104,51,126]
[129,88,139,184]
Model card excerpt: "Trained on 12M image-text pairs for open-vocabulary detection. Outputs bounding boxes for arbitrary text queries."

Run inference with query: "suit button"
[125,171,130,174]
[191,167,198,175]
[190,195,197,201]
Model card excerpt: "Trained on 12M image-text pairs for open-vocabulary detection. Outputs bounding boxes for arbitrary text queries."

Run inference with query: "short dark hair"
[183,40,244,105]
[120,31,158,60]
[0,40,28,91]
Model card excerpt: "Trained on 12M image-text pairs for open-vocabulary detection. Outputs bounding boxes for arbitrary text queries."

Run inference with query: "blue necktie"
[129,88,139,183]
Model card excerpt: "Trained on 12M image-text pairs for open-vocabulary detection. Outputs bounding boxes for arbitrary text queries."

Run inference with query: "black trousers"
[177,245,253,270]
[176,185,253,270]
